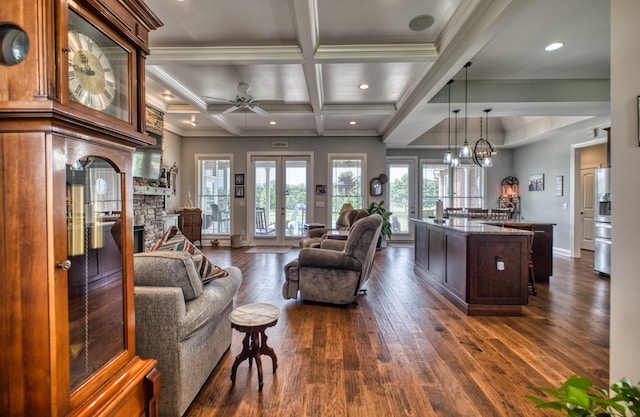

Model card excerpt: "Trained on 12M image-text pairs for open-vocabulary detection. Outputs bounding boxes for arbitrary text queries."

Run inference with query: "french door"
[387,157,417,241]
[251,154,312,245]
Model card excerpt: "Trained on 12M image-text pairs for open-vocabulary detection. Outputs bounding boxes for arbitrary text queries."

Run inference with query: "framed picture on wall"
[235,186,244,198]
[555,175,564,196]
[528,173,544,191]
[235,174,245,186]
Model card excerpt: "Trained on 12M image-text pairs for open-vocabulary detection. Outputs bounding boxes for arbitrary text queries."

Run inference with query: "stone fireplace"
[133,194,166,250]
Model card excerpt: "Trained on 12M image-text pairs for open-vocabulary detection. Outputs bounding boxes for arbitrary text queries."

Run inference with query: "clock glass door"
[66,156,125,389]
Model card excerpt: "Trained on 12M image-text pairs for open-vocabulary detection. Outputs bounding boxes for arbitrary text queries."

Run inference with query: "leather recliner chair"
[299,208,369,248]
[283,214,383,305]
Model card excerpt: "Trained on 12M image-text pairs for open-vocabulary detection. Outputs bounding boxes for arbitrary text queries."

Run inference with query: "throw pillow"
[150,226,228,284]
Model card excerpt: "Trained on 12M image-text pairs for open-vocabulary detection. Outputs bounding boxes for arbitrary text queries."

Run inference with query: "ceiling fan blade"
[204,96,236,104]
[249,105,269,116]
[223,105,242,114]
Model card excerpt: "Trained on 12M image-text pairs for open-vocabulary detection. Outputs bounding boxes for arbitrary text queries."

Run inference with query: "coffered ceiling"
[143,0,610,148]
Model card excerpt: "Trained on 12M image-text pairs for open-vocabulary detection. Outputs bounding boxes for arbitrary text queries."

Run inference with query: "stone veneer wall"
[133,194,165,250]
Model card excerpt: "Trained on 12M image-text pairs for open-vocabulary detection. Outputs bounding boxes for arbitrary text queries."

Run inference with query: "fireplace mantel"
[133,185,173,196]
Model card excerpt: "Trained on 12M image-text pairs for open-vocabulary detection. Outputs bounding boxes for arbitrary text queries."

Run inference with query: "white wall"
[610,0,640,383]
[162,129,182,213]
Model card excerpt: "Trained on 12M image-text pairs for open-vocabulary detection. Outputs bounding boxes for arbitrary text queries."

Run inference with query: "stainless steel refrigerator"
[594,168,611,275]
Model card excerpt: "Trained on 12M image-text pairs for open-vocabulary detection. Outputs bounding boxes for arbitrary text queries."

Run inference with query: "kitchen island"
[412,218,534,316]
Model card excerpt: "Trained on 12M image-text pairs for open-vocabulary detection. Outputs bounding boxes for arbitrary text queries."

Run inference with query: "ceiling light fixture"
[459,62,472,160]
[451,109,460,167]
[545,42,564,51]
[349,121,357,125]
[190,115,198,126]
[472,109,497,168]
[160,92,174,101]
[443,79,454,164]
[358,83,370,90]
[269,121,277,125]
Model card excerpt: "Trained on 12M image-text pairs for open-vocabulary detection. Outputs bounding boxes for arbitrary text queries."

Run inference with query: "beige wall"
[610,0,640,383]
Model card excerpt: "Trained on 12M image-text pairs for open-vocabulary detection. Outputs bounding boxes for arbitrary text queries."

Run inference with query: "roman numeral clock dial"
[67,31,115,110]
[66,9,130,122]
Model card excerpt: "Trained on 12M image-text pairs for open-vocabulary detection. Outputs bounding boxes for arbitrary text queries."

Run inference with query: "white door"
[251,155,311,245]
[580,164,599,251]
[387,158,417,241]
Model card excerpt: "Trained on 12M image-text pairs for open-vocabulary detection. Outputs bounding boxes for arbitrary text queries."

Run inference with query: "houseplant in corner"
[366,200,392,248]
[526,375,640,417]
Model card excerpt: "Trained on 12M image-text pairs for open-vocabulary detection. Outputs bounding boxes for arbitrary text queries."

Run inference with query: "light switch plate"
[316,201,325,207]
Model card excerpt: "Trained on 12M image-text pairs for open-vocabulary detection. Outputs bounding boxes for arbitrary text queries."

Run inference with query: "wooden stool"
[229,303,280,391]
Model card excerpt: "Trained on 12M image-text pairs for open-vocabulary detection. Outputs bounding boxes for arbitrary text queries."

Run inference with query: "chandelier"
[472,109,498,167]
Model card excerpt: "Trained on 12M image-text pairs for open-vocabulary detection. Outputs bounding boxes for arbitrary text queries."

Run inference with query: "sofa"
[284,214,382,305]
[299,208,370,248]
[133,251,242,417]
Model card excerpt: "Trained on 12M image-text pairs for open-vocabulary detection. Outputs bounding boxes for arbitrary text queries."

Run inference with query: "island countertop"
[410,217,534,236]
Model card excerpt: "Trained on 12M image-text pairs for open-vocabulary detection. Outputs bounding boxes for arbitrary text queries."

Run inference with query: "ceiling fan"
[206,82,270,116]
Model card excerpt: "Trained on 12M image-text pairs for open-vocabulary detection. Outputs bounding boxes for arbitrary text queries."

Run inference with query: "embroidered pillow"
[150,226,228,284]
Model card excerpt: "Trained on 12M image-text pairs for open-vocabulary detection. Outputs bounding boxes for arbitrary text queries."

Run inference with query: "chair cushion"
[150,226,228,284]
[134,251,203,301]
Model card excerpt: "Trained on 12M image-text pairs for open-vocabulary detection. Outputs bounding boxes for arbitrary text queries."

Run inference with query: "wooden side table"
[229,303,280,391]
[177,208,202,247]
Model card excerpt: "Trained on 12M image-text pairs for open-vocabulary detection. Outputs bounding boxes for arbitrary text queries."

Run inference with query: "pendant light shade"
[443,79,454,164]
[459,62,472,160]
[451,109,460,167]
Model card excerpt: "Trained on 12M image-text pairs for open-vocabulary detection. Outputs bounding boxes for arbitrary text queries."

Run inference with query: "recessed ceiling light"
[409,14,435,31]
[545,42,564,52]
[358,83,370,90]
[349,121,357,125]
[161,92,174,100]
[269,121,277,125]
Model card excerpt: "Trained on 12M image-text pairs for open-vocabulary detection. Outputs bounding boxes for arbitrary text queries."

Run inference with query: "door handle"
[57,260,72,270]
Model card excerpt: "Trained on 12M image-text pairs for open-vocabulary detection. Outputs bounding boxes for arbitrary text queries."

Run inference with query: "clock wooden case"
[0,1,163,416]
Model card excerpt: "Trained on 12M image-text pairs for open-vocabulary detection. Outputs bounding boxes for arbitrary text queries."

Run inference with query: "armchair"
[283,214,383,305]
[299,208,369,248]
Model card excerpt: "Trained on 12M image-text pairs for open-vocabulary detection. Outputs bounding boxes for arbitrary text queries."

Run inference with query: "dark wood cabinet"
[0,1,162,415]
[178,208,203,246]
[414,220,529,316]
[531,224,554,282]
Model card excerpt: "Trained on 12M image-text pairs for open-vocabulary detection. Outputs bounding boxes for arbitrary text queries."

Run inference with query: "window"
[197,155,231,235]
[329,154,365,225]
[420,161,484,215]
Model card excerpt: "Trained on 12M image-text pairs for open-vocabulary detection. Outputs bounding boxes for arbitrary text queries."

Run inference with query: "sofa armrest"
[308,227,332,238]
[320,239,346,251]
[298,248,361,271]
[135,287,186,351]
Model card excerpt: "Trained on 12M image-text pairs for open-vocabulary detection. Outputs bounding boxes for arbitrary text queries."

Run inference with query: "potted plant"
[526,375,640,417]
[366,200,392,247]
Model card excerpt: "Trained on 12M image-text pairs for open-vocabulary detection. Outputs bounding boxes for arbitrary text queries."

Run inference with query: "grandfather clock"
[0,1,163,416]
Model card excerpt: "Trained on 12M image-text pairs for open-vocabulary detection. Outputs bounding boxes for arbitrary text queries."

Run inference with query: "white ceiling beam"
[315,44,438,63]
[147,45,304,64]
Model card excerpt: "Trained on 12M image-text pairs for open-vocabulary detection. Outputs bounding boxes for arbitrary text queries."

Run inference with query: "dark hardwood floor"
[187,245,609,417]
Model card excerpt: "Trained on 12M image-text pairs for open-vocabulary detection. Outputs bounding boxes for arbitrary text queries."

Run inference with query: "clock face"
[68,31,115,110]
[67,9,130,122]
